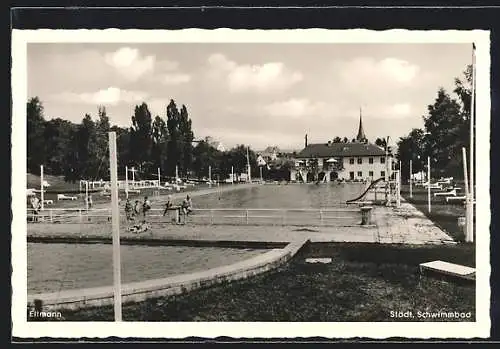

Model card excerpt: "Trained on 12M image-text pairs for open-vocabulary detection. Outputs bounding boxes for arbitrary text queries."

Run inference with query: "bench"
[419,260,475,282]
[57,194,77,201]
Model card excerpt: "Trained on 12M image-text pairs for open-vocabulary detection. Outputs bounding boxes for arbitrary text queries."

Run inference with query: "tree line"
[395,65,473,180]
[27,98,283,183]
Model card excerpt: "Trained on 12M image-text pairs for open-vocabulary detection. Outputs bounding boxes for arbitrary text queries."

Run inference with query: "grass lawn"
[45,242,475,322]
[400,184,473,242]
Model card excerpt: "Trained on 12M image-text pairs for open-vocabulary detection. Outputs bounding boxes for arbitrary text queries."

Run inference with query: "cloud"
[207,53,303,93]
[336,57,421,89]
[104,47,155,81]
[160,73,192,85]
[264,98,327,118]
[52,87,148,106]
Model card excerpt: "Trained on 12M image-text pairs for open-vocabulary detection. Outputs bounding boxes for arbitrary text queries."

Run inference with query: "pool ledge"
[27,238,308,312]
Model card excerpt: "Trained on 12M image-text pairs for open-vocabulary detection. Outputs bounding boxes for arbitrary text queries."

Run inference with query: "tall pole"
[175,165,179,183]
[469,43,476,242]
[397,161,401,207]
[246,146,251,183]
[131,167,135,183]
[209,165,212,187]
[462,147,472,242]
[85,181,89,211]
[108,132,122,322]
[260,166,263,183]
[231,166,234,185]
[40,165,44,210]
[427,156,431,213]
[409,159,413,198]
[125,166,129,198]
[157,167,161,188]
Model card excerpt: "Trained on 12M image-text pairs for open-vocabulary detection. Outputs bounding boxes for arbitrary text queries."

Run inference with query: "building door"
[349,171,355,180]
[330,171,338,181]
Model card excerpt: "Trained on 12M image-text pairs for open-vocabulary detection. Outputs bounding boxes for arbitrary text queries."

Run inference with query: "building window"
[381,171,385,177]
[380,157,386,164]
[369,157,373,164]
[369,171,374,177]
[357,158,362,164]
[357,171,363,177]
[349,158,354,165]
[349,171,354,180]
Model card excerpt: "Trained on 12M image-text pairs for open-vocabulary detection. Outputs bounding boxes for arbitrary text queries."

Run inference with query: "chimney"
[305,134,308,148]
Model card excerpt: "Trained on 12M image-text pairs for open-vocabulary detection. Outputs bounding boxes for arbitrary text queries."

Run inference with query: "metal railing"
[27,207,367,227]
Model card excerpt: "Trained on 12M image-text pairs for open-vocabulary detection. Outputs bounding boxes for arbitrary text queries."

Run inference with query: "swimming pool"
[182,182,367,209]
[28,243,266,294]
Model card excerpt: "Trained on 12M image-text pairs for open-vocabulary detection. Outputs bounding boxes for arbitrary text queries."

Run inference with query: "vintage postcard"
[11,28,491,339]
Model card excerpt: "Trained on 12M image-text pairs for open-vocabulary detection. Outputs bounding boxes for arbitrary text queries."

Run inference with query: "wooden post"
[108,131,122,322]
[157,167,161,188]
[427,157,431,213]
[40,165,44,211]
[175,165,179,183]
[260,166,263,183]
[462,147,472,242]
[245,210,249,225]
[409,160,413,198]
[319,210,323,226]
[78,209,82,223]
[231,166,234,185]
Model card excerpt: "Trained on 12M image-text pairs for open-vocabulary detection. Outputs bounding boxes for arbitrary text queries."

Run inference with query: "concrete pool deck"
[27,200,455,245]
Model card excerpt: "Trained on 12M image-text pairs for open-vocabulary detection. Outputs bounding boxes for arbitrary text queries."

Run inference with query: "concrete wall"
[28,239,309,312]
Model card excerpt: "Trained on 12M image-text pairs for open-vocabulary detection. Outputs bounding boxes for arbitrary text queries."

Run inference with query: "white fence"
[27,207,367,227]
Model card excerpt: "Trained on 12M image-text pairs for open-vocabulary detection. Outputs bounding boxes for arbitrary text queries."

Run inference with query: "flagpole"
[462,147,471,242]
[427,156,431,213]
[108,132,122,322]
[469,42,475,242]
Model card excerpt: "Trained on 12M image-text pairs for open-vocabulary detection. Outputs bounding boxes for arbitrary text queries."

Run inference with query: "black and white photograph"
[11,28,491,339]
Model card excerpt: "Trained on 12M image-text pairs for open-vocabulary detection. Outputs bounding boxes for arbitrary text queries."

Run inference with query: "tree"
[342,137,349,143]
[130,103,153,171]
[375,137,387,149]
[332,136,342,143]
[178,105,194,176]
[422,88,465,177]
[43,118,74,175]
[166,100,181,177]
[77,114,97,179]
[94,106,111,179]
[151,115,168,173]
[396,128,425,181]
[27,97,46,173]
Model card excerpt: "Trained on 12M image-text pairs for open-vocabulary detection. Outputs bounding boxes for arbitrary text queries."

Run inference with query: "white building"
[290,114,394,182]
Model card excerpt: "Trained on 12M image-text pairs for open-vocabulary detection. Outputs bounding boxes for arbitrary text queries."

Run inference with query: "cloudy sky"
[28,43,472,150]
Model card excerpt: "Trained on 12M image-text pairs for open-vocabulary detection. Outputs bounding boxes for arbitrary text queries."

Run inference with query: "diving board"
[419,260,475,281]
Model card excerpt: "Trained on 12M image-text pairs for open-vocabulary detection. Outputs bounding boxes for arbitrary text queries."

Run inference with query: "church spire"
[356,107,367,142]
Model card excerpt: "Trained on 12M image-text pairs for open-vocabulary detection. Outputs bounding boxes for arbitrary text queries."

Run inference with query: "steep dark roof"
[296,142,386,158]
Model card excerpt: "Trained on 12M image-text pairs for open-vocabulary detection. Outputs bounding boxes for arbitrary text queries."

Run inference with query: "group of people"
[124,194,193,233]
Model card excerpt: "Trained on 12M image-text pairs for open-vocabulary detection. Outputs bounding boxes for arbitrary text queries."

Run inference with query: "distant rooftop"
[296,142,386,158]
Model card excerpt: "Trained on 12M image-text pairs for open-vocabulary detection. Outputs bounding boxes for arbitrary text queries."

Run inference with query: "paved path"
[28,199,455,245]
[371,199,455,244]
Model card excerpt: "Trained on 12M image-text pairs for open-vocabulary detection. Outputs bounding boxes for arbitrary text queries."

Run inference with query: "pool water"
[190,182,367,209]
[28,243,266,294]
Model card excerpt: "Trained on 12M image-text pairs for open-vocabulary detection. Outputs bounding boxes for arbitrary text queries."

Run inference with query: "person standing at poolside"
[125,198,133,222]
[180,194,193,223]
[142,196,151,220]
[163,195,173,216]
